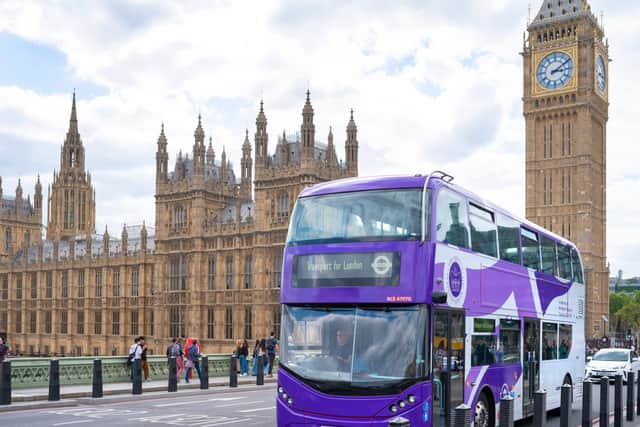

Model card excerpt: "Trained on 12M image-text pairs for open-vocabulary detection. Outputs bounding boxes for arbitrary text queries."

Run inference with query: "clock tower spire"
[523,0,609,338]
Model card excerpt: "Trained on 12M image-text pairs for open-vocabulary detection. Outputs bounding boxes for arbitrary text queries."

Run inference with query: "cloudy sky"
[0,0,638,276]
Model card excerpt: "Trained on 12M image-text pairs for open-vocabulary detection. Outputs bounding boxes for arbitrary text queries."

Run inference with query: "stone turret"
[156,123,168,184]
[346,109,358,175]
[300,90,315,170]
[121,224,128,255]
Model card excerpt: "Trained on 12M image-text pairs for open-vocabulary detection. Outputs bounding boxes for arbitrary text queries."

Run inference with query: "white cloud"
[0,0,638,276]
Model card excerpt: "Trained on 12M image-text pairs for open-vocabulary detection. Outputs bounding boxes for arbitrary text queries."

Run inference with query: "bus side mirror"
[432,291,447,304]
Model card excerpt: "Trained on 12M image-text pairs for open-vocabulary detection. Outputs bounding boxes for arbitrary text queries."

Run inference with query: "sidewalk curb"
[0,378,277,412]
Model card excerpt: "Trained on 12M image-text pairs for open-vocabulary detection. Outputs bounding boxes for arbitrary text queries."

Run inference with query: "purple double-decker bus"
[276,171,585,427]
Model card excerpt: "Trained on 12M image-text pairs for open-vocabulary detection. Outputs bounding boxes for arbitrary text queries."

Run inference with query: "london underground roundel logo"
[449,262,463,297]
[444,257,467,307]
[371,255,392,276]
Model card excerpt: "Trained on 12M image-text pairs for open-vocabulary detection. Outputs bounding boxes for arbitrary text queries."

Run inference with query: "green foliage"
[610,290,640,332]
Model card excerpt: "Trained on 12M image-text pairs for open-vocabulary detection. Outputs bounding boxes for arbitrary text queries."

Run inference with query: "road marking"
[154,397,244,407]
[53,421,93,426]
[202,419,253,426]
[215,400,265,408]
[237,405,276,413]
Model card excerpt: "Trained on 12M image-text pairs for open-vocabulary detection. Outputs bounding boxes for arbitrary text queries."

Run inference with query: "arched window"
[175,205,185,228]
[4,228,11,251]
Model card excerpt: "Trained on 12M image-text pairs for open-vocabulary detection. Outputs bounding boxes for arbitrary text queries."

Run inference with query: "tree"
[616,301,640,331]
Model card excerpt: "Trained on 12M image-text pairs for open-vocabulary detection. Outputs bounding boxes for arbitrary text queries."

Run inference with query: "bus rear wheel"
[474,391,494,427]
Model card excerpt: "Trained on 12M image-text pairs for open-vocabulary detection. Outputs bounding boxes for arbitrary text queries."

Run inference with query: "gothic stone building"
[0,90,358,356]
[523,0,609,337]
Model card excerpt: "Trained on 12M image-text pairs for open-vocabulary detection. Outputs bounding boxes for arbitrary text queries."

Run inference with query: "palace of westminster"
[0,0,609,356]
[0,91,359,356]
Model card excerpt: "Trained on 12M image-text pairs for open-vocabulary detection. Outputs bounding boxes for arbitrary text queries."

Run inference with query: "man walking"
[267,332,278,377]
[185,339,202,383]
[139,336,150,382]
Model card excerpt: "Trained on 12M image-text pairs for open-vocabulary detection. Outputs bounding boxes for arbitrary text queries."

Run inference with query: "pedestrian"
[167,337,182,379]
[267,331,278,377]
[139,336,151,382]
[251,339,260,376]
[0,337,9,363]
[128,336,142,380]
[185,338,202,383]
[235,339,242,373]
[258,338,269,374]
[239,339,249,376]
[176,338,185,380]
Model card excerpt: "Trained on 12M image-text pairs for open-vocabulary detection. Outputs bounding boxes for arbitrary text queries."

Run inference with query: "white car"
[586,348,640,383]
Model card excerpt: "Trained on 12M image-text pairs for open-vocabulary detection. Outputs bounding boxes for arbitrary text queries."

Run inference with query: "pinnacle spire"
[68,91,79,136]
[194,114,205,143]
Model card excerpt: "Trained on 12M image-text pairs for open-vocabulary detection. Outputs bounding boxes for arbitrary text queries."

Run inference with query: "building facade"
[0,91,358,356]
[523,0,609,337]
[0,177,43,264]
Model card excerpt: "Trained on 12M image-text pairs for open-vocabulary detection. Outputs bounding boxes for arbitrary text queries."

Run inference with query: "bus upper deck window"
[497,214,522,265]
[436,189,469,248]
[521,228,540,271]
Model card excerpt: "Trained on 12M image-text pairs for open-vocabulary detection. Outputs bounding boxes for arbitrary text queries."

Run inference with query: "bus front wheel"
[474,391,494,427]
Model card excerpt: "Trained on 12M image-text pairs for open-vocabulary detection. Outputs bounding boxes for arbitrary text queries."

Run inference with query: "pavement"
[0,373,278,413]
[0,385,278,426]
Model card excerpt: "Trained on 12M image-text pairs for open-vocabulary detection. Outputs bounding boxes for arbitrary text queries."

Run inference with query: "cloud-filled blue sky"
[0,0,639,277]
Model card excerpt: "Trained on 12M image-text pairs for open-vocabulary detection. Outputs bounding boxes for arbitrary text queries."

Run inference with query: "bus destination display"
[292,252,401,287]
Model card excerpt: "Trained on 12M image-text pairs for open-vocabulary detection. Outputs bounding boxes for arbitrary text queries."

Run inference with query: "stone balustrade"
[5,354,276,389]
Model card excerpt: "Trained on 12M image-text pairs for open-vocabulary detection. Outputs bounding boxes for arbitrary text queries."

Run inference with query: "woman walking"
[176,337,185,380]
[251,339,260,376]
[239,339,249,376]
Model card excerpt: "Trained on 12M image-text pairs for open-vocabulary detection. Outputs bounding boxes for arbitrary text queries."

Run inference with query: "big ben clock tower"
[523,0,609,338]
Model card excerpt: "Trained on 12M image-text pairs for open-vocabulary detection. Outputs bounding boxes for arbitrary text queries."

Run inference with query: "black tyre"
[474,391,494,427]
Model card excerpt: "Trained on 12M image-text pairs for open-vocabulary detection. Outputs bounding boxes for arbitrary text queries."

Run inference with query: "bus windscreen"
[286,189,423,245]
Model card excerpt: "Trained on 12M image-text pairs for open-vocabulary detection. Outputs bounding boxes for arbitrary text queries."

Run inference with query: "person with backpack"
[128,337,142,380]
[267,331,278,377]
[166,338,182,380]
[185,338,202,383]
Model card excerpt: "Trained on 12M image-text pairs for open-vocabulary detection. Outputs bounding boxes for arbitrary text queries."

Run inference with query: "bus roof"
[299,174,576,249]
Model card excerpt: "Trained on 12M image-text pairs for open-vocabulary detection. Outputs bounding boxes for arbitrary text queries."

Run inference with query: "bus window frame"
[496,212,523,266]
[468,201,499,259]
[521,227,541,271]
[434,188,470,249]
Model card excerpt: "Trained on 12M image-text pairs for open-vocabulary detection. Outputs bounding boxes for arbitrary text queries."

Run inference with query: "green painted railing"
[6,355,278,389]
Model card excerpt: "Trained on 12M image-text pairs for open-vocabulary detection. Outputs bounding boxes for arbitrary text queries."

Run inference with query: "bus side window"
[557,244,572,280]
[540,236,557,276]
[469,203,497,258]
[571,249,584,284]
[497,214,522,265]
[435,189,469,248]
[542,322,558,360]
[559,324,572,359]
[521,228,540,271]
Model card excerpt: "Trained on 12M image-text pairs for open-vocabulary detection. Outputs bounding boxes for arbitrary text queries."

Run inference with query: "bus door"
[523,318,540,417]
[432,309,465,427]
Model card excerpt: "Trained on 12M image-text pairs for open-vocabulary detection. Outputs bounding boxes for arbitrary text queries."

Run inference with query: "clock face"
[596,54,606,93]
[536,51,575,90]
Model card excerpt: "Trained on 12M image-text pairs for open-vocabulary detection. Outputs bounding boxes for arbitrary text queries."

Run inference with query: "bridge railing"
[6,354,274,389]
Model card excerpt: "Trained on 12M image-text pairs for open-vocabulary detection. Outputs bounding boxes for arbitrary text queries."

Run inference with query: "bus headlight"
[278,386,284,394]
[282,393,288,399]
[287,397,293,405]
[389,404,398,413]
[407,394,416,404]
[398,400,406,408]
